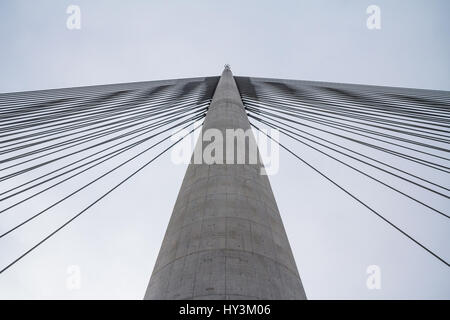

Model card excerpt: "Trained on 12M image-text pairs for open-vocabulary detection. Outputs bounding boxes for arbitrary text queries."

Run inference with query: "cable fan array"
[0,77,218,273]
[236,77,450,267]
[0,74,448,275]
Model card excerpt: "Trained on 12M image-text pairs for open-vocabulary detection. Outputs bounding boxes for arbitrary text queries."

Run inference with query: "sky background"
[0,0,449,299]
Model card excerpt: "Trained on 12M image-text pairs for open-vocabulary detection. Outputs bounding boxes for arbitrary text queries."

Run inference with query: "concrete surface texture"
[144,67,306,299]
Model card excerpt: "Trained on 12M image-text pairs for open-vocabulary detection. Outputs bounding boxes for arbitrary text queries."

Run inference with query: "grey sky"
[1,0,449,93]
[0,0,449,299]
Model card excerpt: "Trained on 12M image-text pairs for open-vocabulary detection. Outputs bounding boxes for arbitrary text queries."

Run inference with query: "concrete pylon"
[144,67,306,300]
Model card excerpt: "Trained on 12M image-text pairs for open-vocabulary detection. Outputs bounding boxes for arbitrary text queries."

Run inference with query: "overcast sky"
[0,0,449,299]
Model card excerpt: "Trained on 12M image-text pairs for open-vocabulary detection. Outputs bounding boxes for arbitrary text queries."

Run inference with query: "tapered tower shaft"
[145,67,306,299]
